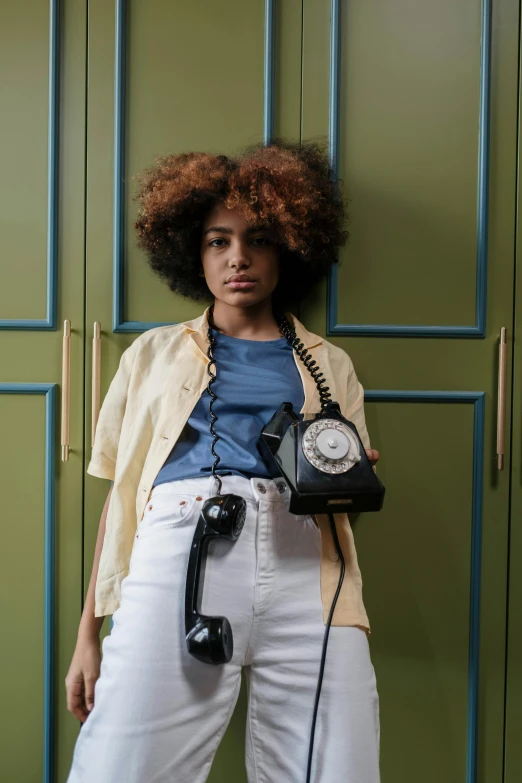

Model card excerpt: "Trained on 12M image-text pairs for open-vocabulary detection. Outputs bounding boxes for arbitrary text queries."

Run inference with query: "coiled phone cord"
[275,311,333,413]
[206,307,223,496]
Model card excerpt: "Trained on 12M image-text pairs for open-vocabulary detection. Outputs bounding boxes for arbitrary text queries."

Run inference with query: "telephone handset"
[185,493,246,664]
[184,310,246,665]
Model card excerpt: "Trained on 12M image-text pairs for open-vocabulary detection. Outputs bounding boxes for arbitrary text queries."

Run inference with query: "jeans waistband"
[150,474,291,504]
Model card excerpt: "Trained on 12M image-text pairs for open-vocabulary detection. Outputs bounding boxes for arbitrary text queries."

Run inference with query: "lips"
[226,274,254,283]
[225,279,257,290]
[225,274,257,291]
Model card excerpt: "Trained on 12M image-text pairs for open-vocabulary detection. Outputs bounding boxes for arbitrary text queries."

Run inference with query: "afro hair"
[133,138,348,306]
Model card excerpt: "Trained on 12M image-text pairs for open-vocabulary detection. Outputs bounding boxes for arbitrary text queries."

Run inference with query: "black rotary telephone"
[184,305,385,783]
[257,400,384,514]
[257,314,385,515]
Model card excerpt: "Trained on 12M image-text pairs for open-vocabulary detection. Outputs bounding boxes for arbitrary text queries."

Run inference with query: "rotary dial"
[302,418,361,474]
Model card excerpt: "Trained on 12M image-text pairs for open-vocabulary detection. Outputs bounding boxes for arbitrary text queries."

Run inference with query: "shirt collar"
[183,305,324,351]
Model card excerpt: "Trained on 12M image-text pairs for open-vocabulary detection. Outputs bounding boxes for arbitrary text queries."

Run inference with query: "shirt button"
[256,483,266,494]
[196,496,203,501]
[276,482,287,493]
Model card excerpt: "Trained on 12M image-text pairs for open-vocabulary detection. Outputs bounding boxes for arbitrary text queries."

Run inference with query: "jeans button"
[256,483,266,494]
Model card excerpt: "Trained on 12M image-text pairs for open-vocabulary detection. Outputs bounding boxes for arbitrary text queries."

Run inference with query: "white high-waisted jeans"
[67,474,380,783]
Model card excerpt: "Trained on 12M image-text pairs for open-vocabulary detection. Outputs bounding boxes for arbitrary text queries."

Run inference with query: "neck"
[210,299,283,340]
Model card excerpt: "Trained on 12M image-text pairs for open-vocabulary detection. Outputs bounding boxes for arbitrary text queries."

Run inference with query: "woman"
[65,140,381,782]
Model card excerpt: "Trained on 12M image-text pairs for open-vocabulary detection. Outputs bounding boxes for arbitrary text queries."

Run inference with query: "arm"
[66,339,138,720]
[65,484,113,722]
[79,484,113,638]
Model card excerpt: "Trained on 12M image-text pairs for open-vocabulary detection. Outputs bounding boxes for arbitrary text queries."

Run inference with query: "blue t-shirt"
[153,328,305,486]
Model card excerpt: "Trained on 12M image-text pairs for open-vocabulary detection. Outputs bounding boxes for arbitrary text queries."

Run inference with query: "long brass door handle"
[61,320,71,461]
[92,322,101,447]
[497,327,507,470]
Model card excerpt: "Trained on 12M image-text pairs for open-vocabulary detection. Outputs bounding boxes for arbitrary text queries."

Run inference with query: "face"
[200,203,280,307]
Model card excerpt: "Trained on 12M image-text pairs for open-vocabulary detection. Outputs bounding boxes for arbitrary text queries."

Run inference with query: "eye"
[209,238,227,247]
[252,236,270,247]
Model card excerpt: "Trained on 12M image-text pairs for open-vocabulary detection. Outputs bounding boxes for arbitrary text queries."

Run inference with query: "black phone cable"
[275,310,345,781]
[276,312,332,412]
[206,305,223,496]
[306,512,345,783]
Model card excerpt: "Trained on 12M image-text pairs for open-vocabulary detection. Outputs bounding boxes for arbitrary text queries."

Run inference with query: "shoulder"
[320,337,355,375]
[121,322,190,362]
[288,311,354,372]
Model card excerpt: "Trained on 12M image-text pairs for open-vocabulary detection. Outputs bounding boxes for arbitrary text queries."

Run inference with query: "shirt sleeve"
[87,342,138,481]
[344,356,371,452]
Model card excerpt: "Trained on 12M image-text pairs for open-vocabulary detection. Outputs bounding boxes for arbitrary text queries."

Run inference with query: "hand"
[65,634,101,723]
[365,448,380,467]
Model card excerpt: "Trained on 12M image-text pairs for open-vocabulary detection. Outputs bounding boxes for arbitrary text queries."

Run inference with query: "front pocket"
[137,493,199,536]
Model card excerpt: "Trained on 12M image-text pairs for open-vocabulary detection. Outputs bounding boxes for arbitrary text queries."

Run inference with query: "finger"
[67,696,88,722]
[84,676,97,713]
[66,679,89,722]
[365,449,380,465]
[67,691,88,722]
[73,704,89,723]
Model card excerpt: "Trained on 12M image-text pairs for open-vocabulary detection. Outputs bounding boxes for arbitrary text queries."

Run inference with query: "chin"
[220,289,272,307]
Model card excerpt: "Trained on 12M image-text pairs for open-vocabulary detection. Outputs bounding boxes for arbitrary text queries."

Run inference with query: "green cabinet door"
[300,1,519,782]
[0,1,87,781]
[83,2,303,780]
[504,31,522,782]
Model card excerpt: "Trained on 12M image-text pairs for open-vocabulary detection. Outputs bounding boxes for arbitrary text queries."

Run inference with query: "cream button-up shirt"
[88,306,371,632]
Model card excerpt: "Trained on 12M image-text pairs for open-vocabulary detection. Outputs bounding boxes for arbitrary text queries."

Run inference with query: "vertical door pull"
[61,320,71,462]
[92,322,101,447]
[497,327,507,470]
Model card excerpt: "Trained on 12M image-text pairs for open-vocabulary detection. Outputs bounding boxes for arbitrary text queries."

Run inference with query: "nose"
[228,238,251,269]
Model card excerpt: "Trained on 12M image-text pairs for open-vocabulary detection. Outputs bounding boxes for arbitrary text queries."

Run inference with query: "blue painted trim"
[264,0,275,144]
[364,389,484,783]
[365,390,483,403]
[327,0,491,338]
[328,0,340,177]
[112,0,276,332]
[0,383,57,783]
[475,0,492,338]
[46,0,59,332]
[0,319,60,331]
[467,391,485,783]
[113,0,127,333]
[0,0,60,331]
